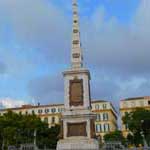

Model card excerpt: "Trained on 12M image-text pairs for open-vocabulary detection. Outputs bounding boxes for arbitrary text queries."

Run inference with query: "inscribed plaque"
[67,122,87,137]
[69,79,83,106]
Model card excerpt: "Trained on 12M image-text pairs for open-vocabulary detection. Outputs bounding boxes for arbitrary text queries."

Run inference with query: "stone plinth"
[57,138,99,150]
[62,111,96,139]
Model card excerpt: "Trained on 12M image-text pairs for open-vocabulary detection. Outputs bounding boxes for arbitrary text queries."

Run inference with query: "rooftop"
[121,96,150,101]
[0,99,111,111]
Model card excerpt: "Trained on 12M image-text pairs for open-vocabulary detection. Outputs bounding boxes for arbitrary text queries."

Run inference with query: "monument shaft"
[57,0,99,149]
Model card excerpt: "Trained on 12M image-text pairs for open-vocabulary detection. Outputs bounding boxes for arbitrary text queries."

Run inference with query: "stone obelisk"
[56,0,99,149]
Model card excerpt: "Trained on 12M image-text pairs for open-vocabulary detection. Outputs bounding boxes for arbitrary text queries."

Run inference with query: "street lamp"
[2,134,4,150]
[140,120,148,147]
[33,129,37,146]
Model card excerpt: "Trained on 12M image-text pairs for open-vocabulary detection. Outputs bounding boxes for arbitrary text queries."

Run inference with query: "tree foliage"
[0,110,60,149]
[122,108,150,146]
[104,130,125,143]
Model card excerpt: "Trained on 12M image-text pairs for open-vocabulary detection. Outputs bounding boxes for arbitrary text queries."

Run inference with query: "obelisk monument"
[56,0,99,149]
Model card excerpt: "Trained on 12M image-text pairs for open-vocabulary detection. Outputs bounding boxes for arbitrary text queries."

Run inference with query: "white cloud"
[0,0,150,105]
[0,98,26,108]
[81,0,150,104]
[0,0,71,65]
[27,0,150,104]
[82,0,150,76]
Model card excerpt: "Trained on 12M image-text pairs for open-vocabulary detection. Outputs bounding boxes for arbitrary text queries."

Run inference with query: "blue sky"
[0,0,150,108]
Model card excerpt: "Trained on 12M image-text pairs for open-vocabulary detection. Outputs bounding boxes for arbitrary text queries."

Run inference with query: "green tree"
[122,108,150,146]
[37,125,60,149]
[126,133,134,145]
[104,130,126,144]
[0,110,60,149]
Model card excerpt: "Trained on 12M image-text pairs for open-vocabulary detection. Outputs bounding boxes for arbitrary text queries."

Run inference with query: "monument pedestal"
[57,110,99,150]
[57,138,99,150]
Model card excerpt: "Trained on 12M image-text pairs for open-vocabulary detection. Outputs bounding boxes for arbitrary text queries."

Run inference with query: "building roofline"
[0,103,64,111]
[92,99,118,114]
[120,106,150,111]
[0,100,117,112]
[121,96,150,101]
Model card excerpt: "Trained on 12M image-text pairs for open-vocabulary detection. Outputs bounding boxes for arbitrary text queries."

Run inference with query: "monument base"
[57,138,99,150]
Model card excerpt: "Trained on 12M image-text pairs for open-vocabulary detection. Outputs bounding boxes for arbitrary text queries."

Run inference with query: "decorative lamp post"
[140,120,148,147]
[33,129,37,146]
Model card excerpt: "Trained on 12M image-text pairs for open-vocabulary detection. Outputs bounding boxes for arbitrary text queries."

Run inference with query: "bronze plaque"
[69,79,83,106]
[67,122,87,137]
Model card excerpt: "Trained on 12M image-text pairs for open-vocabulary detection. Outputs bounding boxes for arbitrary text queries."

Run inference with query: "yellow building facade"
[120,96,150,137]
[0,100,117,141]
[92,100,118,140]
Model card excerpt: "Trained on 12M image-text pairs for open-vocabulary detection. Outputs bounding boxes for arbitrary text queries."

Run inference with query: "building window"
[61,108,64,112]
[38,109,43,114]
[51,108,56,113]
[103,104,107,109]
[96,124,102,133]
[148,101,150,105]
[44,117,48,123]
[45,109,49,113]
[74,20,77,23]
[104,124,110,132]
[51,117,55,124]
[103,113,109,121]
[95,104,99,110]
[96,114,101,121]
[96,124,98,132]
[58,108,64,113]
[58,108,61,113]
